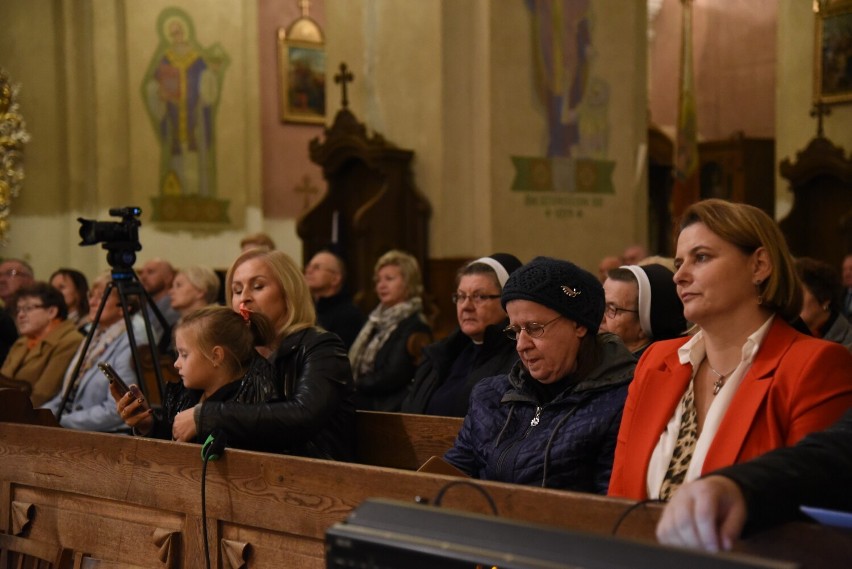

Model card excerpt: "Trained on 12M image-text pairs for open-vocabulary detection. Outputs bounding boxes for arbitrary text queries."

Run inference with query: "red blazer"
[609,318,852,500]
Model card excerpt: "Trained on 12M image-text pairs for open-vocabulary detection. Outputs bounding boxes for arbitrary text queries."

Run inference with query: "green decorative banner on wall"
[510,156,615,194]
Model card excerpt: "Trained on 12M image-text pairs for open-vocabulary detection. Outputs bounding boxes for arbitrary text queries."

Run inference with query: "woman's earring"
[755,280,764,305]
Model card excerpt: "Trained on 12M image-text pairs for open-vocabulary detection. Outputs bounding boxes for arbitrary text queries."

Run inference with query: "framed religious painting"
[277,26,326,124]
[814,0,852,106]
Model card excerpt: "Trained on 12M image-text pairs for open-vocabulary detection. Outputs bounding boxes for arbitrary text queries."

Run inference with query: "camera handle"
[55,270,168,421]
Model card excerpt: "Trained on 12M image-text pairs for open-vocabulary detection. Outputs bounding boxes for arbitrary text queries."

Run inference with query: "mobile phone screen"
[98,361,130,396]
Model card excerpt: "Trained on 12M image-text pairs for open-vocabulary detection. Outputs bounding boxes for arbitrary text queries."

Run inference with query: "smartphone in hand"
[98,361,130,397]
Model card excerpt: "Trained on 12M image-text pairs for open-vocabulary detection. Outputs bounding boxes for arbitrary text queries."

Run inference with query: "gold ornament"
[0,69,29,244]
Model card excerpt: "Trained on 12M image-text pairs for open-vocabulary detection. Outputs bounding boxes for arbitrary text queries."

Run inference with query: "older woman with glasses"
[401,253,522,417]
[443,257,636,492]
[600,263,687,359]
[0,282,83,406]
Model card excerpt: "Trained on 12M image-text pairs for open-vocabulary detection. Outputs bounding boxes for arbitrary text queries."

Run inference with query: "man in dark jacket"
[304,250,365,349]
[656,408,852,552]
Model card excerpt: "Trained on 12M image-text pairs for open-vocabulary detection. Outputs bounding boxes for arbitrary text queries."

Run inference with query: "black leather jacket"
[151,352,277,443]
[197,327,356,461]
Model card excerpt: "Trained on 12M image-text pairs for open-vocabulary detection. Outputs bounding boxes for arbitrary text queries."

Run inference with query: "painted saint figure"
[143,9,227,198]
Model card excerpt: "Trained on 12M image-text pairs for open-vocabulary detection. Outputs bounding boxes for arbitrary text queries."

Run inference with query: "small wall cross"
[810,101,831,138]
[334,62,354,109]
[294,174,320,211]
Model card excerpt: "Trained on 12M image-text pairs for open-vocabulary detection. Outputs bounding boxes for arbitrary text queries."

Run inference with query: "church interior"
[1,0,852,566]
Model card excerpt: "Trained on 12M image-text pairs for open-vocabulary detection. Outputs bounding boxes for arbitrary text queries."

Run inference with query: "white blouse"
[645,315,775,499]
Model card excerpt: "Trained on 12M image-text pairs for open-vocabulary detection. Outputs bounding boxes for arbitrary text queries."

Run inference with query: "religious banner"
[141,8,231,224]
[512,1,615,206]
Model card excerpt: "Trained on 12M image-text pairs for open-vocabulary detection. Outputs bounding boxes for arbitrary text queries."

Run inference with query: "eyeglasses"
[503,315,562,340]
[451,292,501,306]
[0,269,31,279]
[604,304,639,319]
[15,304,45,315]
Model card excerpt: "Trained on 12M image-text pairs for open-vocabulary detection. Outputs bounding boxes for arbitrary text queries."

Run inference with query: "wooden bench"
[1,390,850,568]
[0,389,461,471]
[355,410,462,470]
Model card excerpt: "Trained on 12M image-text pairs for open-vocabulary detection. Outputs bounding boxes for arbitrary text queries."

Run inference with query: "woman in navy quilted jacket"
[444,256,636,493]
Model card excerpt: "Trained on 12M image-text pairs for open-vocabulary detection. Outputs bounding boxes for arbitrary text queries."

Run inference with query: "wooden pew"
[1,390,850,568]
[0,388,59,427]
[355,410,462,470]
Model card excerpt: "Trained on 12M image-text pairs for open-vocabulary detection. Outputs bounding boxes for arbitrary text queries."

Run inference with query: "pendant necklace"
[707,362,736,395]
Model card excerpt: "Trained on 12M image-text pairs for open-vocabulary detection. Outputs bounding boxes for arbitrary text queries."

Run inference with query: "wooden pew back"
[0,421,662,568]
[1,390,848,568]
[355,411,462,470]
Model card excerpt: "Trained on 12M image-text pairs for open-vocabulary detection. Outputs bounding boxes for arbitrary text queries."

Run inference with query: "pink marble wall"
[649,0,777,140]
[257,0,327,219]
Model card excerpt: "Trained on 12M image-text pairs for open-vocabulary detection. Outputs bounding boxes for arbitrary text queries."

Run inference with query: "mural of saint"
[142,8,228,203]
[526,0,594,158]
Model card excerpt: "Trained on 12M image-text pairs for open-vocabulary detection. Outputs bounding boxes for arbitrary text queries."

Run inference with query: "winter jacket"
[197,327,356,461]
[444,333,635,493]
[400,321,519,417]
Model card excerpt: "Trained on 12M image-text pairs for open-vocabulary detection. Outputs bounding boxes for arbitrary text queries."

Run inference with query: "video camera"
[78,206,142,272]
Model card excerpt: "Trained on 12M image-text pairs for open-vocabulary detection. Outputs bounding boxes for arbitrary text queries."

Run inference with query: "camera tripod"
[55,267,169,420]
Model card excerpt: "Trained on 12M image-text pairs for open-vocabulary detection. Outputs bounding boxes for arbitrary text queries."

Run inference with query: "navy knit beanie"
[501,256,605,333]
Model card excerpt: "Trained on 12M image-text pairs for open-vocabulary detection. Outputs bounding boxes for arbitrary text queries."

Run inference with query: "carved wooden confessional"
[298,63,431,312]
[779,134,852,269]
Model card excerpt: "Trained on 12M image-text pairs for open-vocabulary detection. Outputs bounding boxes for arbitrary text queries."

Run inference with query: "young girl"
[111,305,277,443]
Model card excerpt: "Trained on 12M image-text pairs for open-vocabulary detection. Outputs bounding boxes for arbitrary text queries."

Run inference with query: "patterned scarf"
[659,380,698,500]
[349,297,422,379]
[58,319,127,413]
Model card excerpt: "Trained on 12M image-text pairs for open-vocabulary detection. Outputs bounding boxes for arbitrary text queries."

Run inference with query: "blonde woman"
[169,249,355,460]
[349,250,432,411]
[169,265,221,316]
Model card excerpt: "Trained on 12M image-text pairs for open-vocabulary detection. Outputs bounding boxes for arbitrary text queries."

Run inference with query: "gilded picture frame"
[277,30,326,124]
[814,0,852,106]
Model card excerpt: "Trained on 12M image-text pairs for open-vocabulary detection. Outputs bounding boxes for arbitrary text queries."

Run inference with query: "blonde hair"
[374,249,423,299]
[175,306,273,376]
[225,249,316,338]
[179,265,220,304]
[680,199,802,321]
[239,232,276,252]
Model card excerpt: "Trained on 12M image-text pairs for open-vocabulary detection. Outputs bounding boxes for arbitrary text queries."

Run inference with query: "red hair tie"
[238,302,252,326]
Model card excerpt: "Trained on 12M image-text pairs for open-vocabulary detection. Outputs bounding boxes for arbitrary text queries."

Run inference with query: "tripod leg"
[115,278,167,406]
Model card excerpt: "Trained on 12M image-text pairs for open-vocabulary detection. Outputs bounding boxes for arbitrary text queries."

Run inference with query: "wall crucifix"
[334,62,354,109]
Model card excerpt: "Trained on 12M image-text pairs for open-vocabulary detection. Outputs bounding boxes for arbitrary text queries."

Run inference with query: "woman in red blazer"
[609,199,852,501]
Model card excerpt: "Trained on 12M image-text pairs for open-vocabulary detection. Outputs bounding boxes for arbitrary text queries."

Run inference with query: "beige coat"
[1,319,83,406]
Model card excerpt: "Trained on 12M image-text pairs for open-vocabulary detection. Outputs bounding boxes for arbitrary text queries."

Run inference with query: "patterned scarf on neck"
[349,297,423,379]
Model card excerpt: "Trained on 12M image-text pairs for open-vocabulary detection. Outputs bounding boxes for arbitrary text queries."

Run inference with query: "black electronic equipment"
[56,206,168,418]
[78,206,142,272]
[325,499,798,569]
